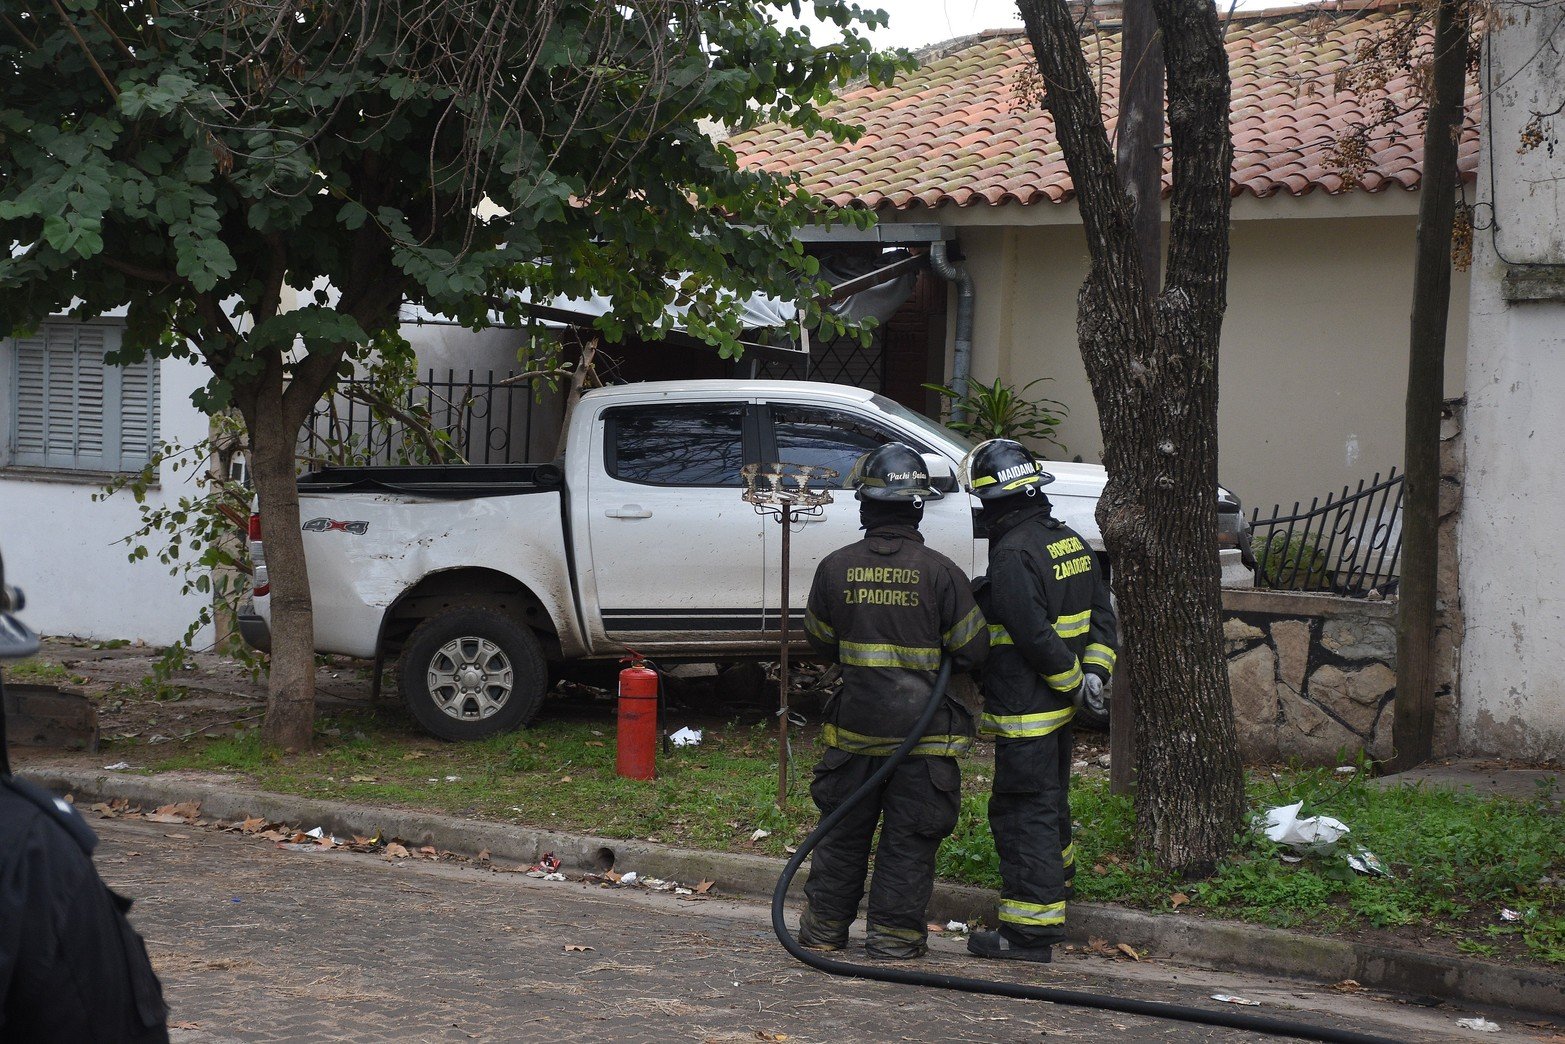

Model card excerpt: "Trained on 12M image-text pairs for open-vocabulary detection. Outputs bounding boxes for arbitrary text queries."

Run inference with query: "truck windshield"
[869,394,977,456]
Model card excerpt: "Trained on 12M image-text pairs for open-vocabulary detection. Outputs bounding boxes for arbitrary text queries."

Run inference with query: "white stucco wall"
[906,195,1468,519]
[0,352,214,645]
[1458,4,1565,759]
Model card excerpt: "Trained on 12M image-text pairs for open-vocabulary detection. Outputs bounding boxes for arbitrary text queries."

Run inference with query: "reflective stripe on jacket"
[804,524,987,756]
[974,505,1117,736]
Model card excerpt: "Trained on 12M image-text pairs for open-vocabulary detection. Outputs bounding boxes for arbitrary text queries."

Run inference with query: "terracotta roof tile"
[728,1,1479,209]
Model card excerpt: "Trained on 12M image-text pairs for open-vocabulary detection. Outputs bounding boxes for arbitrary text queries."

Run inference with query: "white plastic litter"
[1455,1016,1501,1033]
[618,871,639,885]
[1211,994,1261,1006]
[1500,908,1522,922]
[945,921,968,933]
[102,761,131,771]
[1261,802,1350,850]
[444,775,461,782]
[670,727,703,747]
[750,828,771,842]
[1346,846,1391,878]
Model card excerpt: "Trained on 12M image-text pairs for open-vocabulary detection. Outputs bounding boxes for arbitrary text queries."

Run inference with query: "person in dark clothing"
[797,443,988,959]
[960,439,1117,964]
[0,551,170,1043]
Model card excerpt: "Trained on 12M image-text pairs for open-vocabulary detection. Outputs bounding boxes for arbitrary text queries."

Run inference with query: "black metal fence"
[1249,469,1404,596]
[299,369,541,468]
[750,331,886,391]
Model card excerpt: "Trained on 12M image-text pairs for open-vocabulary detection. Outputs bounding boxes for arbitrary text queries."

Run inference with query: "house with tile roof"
[728,0,1478,519]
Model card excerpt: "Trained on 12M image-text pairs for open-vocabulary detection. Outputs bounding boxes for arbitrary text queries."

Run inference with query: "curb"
[25,767,1563,1020]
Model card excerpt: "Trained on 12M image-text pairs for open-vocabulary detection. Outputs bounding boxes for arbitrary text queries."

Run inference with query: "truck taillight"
[248,512,269,596]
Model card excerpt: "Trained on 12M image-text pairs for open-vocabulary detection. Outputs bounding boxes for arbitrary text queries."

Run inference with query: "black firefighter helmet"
[963,438,1055,500]
[847,442,942,502]
[0,547,39,661]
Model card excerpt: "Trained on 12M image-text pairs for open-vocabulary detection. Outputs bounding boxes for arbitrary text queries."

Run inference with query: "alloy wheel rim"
[427,636,514,721]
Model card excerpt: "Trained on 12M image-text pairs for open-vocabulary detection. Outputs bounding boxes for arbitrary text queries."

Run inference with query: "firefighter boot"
[797,904,849,952]
[865,923,928,960]
[966,930,1053,963]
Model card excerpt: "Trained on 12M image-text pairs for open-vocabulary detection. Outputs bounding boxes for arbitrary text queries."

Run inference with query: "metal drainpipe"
[928,240,974,423]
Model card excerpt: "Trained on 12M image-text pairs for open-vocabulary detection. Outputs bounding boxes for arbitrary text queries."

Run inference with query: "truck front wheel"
[400,608,548,740]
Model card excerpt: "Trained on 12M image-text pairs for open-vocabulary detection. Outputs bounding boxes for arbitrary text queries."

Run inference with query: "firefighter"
[0,550,170,1042]
[797,442,988,959]
[960,439,1117,963]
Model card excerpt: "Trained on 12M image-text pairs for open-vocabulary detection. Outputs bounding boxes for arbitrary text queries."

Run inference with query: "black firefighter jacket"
[0,772,169,1042]
[976,503,1118,740]
[803,524,988,756]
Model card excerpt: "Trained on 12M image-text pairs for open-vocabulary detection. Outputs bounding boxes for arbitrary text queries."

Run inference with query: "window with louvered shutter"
[5,322,160,473]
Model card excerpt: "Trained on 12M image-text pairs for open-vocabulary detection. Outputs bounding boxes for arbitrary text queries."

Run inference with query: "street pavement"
[87,814,1549,1043]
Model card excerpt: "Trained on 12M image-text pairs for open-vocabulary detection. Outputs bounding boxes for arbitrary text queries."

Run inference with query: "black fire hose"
[770,660,1399,1044]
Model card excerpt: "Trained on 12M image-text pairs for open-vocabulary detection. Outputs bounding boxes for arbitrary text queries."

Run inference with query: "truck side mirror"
[922,453,959,494]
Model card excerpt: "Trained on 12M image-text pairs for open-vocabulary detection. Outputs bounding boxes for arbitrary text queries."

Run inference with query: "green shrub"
[1253,531,1333,590]
[924,376,1068,454]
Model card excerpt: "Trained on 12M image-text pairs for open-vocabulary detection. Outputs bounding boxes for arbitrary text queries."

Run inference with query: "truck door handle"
[605,505,653,519]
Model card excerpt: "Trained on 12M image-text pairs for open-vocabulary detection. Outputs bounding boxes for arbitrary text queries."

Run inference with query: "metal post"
[777,504,793,809]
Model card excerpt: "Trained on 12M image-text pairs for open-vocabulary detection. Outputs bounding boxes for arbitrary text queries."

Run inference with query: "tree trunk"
[1390,0,1469,773]
[1109,0,1165,798]
[554,336,599,458]
[243,383,317,751]
[1019,0,1245,873]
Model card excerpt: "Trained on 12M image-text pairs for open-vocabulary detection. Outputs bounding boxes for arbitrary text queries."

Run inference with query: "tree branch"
[101,256,186,287]
[47,0,118,101]
[256,234,288,324]
[1151,0,1233,305]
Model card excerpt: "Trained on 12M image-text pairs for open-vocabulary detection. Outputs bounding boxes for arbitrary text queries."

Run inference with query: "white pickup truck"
[243,379,1248,739]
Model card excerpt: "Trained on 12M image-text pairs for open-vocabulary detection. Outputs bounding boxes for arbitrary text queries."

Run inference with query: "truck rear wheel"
[400,608,547,740]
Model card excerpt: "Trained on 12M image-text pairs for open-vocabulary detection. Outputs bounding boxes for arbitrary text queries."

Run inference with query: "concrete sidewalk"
[20,764,1563,1023]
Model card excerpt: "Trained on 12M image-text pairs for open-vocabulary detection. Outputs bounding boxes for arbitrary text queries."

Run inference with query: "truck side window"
[769,404,903,487]
[606,403,748,487]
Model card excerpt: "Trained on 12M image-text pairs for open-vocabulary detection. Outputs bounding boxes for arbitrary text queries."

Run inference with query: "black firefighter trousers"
[800,748,961,958]
[988,725,1075,947]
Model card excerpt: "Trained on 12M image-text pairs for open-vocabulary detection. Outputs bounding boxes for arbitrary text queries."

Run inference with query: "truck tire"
[400,608,547,741]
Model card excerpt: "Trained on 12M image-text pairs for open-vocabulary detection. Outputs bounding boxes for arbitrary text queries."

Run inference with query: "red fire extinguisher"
[616,652,659,781]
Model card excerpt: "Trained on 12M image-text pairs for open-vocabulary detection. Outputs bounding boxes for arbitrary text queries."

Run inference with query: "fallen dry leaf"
[564,944,593,952]
[586,741,605,747]
[1115,943,1142,961]
[1170,892,1189,910]
[1091,863,1108,875]
[603,869,623,883]
[349,775,377,783]
[559,776,573,784]
[162,833,190,840]
[1084,937,1119,958]
[477,849,490,862]
[694,880,715,894]
[143,813,189,825]
[257,830,287,842]
[385,842,410,858]
[754,1033,789,1042]
[170,1021,202,1030]
[1332,979,1363,993]
[239,817,268,834]
[418,845,438,858]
